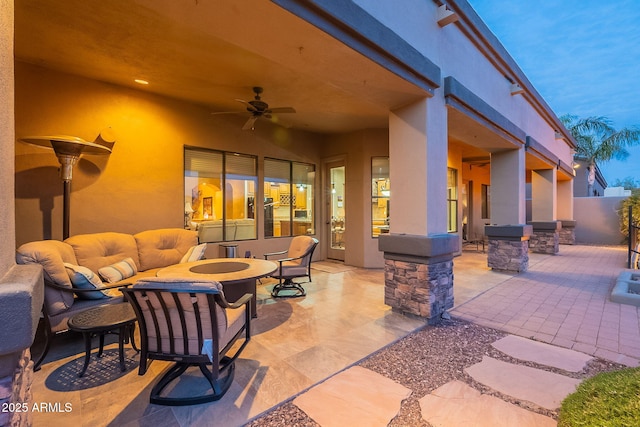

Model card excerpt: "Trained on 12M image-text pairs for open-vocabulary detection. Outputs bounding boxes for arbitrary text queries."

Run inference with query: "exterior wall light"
[510,83,524,95]
[437,4,459,27]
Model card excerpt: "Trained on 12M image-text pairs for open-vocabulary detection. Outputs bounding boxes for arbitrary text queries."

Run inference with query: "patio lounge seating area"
[30,245,640,426]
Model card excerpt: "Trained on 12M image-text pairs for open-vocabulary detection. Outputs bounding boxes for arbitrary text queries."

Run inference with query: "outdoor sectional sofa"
[15,228,204,369]
[196,219,256,243]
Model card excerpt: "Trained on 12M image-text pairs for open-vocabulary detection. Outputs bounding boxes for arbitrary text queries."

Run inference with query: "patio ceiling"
[14,0,428,134]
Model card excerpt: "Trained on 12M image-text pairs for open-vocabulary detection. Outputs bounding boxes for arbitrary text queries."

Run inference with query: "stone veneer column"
[0,265,43,427]
[379,233,458,324]
[559,219,576,245]
[0,350,33,427]
[528,221,561,254]
[485,225,532,272]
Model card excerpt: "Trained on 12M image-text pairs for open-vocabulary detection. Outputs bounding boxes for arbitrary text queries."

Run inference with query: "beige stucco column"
[485,148,531,271]
[531,169,557,221]
[388,96,447,234]
[529,168,560,254]
[557,179,576,244]
[380,94,457,324]
[490,148,526,224]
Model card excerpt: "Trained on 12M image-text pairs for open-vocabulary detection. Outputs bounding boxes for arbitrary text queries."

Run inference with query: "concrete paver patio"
[452,245,640,367]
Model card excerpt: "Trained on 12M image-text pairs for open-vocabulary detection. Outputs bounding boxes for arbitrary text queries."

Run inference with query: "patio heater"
[20,135,113,239]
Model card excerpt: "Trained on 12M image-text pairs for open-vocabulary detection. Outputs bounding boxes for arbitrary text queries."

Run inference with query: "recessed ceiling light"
[134,79,149,85]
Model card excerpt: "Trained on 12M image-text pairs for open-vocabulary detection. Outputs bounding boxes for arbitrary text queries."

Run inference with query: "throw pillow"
[98,257,138,283]
[63,263,109,299]
[180,243,207,263]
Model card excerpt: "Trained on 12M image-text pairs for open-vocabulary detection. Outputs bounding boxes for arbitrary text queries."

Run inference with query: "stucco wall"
[354,0,572,170]
[574,196,626,245]
[14,63,396,268]
[14,63,325,251]
[324,129,388,268]
[1,0,14,275]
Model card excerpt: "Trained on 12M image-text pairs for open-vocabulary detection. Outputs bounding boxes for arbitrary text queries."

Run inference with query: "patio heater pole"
[20,135,113,239]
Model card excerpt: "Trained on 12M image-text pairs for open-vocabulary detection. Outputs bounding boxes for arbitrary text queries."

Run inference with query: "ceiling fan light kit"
[213,86,296,130]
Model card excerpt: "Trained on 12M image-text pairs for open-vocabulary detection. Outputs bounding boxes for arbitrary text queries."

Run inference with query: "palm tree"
[560,114,640,196]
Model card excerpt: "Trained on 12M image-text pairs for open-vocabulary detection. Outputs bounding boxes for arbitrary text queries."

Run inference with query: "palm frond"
[563,115,640,166]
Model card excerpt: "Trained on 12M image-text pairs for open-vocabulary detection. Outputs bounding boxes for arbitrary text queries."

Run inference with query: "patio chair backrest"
[124,279,228,355]
[287,236,317,266]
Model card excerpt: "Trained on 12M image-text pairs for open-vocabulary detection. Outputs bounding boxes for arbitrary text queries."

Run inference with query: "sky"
[467,0,640,185]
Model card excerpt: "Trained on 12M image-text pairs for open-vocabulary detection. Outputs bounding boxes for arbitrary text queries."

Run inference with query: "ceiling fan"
[212,86,296,130]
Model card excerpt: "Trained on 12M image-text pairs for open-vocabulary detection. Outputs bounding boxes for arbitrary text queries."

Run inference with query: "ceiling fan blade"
[242,116,259,131]
[236,99,258,112]
[268,107,296,114]
[211,111,244,115]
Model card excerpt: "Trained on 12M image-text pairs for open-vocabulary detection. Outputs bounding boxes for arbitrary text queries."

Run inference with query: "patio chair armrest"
[264,250,287,259]
[227,293,253,309]
[216,292,253,309]
[277,255,305,264]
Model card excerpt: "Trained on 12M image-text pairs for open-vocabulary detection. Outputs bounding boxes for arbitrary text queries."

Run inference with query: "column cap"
[527,221,562,232]
[378,233,458,263]
[485,224,532,239]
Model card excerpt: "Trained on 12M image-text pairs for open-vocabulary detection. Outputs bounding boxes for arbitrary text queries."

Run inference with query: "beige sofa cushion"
[15,240,77,315]
[66,232,140,274]
[134,228,197,271]
[198,221,223,243]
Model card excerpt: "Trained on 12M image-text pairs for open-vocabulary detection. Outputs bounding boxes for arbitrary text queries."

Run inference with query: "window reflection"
[371,157,390,237]
[447,167,458,233]
[184,147,257,242]
[264,158,315,238]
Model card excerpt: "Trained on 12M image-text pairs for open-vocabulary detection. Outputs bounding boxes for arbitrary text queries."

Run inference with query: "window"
[184,147,257,242]
[371,157,390,237]
[481,184,490,219]
[447,168,458,233]
[264,158,315,238]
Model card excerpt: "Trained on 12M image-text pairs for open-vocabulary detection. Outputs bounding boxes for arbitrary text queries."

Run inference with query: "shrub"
[619,189,640,244]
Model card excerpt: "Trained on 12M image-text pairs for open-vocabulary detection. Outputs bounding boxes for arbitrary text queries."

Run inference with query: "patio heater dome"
[20,134,113,239]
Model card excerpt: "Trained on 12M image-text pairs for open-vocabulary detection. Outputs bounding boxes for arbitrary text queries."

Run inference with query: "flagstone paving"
[492,335,593,372]
[290,334,590,425]
[293,366,411,427]
[465,356,581,410]
[419,380,556,427]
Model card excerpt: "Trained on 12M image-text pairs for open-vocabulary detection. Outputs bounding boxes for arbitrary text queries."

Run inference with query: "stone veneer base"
[487,239,529,272]
[559,220,576,245]
[384,258,454,325]
[379,233,457,324]
[485,225,532,273]
[529,231,559,254]
[0,349,33,427]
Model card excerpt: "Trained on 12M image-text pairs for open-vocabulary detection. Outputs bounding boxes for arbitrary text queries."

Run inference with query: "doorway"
[327,162,345,261]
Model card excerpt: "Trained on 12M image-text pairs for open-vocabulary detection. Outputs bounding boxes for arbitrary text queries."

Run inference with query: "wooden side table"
[67,303,138,377]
